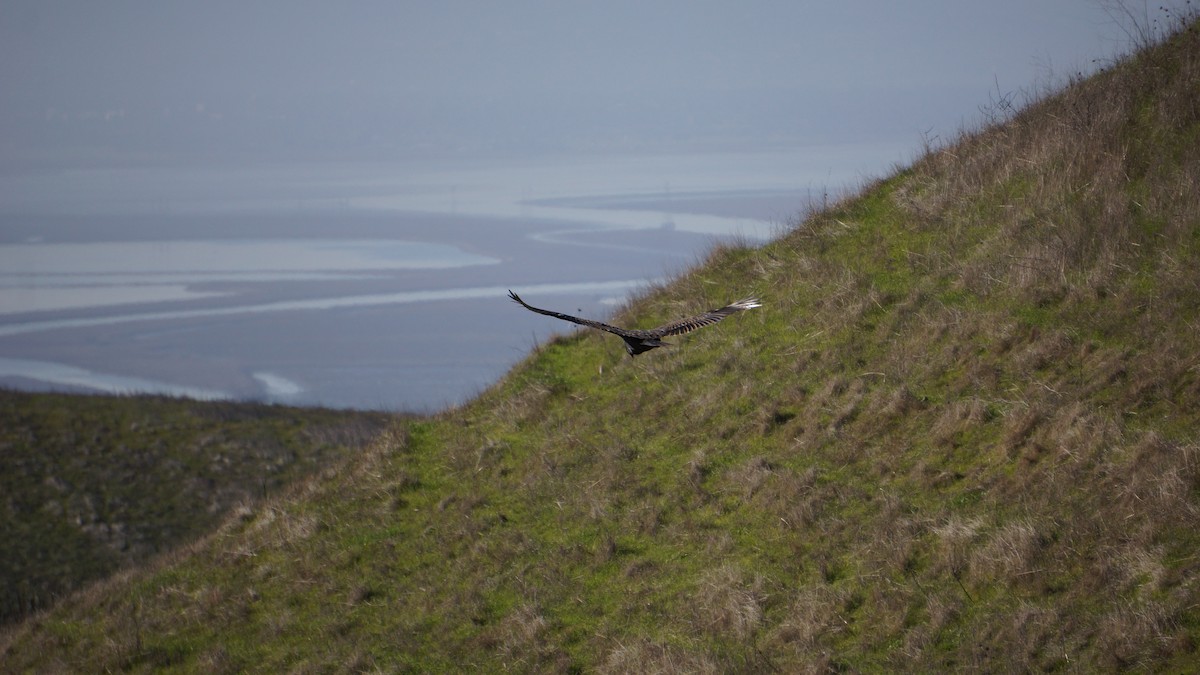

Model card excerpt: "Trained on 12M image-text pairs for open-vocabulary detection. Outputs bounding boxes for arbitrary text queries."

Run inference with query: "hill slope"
[3,20,1199,673]
[0,391,389,627]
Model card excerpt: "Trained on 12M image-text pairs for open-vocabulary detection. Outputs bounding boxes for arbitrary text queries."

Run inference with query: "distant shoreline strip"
[0,279,660,338]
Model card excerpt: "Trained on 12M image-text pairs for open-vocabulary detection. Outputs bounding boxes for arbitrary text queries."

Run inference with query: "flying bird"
[508,290,761,356]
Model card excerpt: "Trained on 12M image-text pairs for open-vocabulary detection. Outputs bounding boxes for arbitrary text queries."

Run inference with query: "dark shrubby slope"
[0,391,388,626]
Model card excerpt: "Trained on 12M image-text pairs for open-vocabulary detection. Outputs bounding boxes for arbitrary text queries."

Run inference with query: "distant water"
[0,239,498,314]
[0,279,656,339]
[0,145,909,410]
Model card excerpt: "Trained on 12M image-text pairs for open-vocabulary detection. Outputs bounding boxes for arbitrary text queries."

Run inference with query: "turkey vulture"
[508,290,761,356]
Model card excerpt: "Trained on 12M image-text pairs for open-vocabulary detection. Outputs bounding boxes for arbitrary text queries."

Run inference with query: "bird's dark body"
[508,290,760,356]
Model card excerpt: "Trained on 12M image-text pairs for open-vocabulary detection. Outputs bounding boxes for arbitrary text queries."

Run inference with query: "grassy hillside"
[3,19,1199,673]
[0,391,390,627]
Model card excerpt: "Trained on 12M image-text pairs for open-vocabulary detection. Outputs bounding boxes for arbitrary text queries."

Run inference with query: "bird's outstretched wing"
[647,298,762,337]
[508,290,634,338]
[509,290,761,356]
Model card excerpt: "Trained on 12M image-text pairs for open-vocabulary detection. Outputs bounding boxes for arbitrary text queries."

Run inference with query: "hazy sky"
[0,1,1178,166]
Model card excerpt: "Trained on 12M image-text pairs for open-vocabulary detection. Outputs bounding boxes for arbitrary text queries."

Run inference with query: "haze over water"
[0,2,1157,409]
[0,148,902,410]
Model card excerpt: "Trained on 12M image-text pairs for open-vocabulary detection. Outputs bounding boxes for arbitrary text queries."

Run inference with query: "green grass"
[3,17,1200,673]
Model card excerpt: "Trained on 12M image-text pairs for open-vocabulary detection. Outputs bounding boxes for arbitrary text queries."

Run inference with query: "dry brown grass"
[690,564,766,640]
[600,638,721,675]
